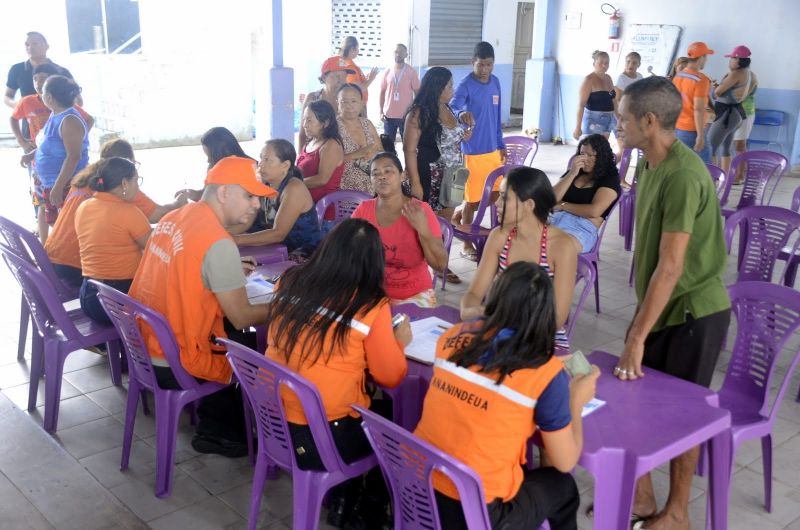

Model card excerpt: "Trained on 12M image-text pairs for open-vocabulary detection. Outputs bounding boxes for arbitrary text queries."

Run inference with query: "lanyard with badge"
[393,65,407,102]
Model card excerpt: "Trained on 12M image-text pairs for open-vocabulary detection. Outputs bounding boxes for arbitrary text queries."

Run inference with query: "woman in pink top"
[352,152,448,307]
[296,99,344,203]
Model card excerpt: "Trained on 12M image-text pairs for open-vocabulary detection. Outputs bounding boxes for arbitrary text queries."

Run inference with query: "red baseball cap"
[724,45,751,59]
[687,42,714,59]
[321,56,355,76]
[205,156,276,197]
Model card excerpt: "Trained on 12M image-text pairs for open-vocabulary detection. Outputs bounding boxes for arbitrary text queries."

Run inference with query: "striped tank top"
[498,225,570,353]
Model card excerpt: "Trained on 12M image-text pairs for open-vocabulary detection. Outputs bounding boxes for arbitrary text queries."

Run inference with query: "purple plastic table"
[580,351,731,530]
[240,243,288,265]
[386,328,733,530]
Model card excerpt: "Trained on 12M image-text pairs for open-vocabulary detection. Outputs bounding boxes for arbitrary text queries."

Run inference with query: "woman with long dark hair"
[460,167,577,353]
[353,152,448,307]
[234,139,322,259]
[265,218,410,528]
[201,126,253,169]
[551,134,620,253]
[416,261,599,530]
[404,66,471,221]
[297,99,345,203]
[75,157,151,324]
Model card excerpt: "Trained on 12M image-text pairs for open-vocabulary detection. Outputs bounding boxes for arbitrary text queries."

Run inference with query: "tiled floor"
[1,139,799,529]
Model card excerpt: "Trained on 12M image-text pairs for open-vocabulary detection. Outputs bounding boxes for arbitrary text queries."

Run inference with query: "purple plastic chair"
[0,248,122,432]
[222,339,377,530]
[453,165,521,263]
[91,281,233,498]
[778,186,800,289]
[580,200,619,313]
[723,206,800,284]
[431,216,454,291]
[564,254,596,341]
[315,189,371,228]
[503,135,539,166]
[354,404,493,530]
[719,151,788,217]
[0,215,79,361]
[718,281,800,512]
[706,163,727,200]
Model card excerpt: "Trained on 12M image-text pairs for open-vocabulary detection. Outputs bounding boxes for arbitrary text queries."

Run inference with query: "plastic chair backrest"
[728,151,788,209]
[503,135,539,166]
[705,163,727,201]
[92,280,200,392]
[437,216,453,252]
[0,246,79,342]
[315,190,372,227]
[753,109,784,127]
[0,215,77,301]
[473,165,521,231]
[723,206,800,283]
[354,405,493,530]
[617,148,633,184]
[721,281,800,419]
[565,255,596,339]
[222,339,350,474]
[791,186,800,213]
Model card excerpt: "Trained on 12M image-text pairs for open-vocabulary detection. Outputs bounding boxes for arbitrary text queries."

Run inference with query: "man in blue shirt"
[450,42,506,259]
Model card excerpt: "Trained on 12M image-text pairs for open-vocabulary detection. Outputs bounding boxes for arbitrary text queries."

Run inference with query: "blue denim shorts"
[550,211,598,253]
[581,109,616,136]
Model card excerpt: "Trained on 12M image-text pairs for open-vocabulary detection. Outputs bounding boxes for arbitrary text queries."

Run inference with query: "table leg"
[706,431,731,530]
[589,451,638,530]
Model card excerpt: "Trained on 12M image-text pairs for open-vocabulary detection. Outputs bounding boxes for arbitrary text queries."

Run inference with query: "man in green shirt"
[615,76,731,530]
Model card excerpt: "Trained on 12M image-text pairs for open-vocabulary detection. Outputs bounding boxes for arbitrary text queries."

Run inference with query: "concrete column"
[522,0,561,141]
[265,0,294,141]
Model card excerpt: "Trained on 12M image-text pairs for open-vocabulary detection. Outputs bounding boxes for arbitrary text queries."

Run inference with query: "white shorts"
[733,113,756,142]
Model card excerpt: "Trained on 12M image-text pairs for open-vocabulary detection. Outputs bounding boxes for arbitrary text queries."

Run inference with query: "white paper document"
[245,275,275,304]
[404,317,454,364]
[581,398,606,417]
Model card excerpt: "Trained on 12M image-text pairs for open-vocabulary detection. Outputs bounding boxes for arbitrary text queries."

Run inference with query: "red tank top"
[297,142,344,203]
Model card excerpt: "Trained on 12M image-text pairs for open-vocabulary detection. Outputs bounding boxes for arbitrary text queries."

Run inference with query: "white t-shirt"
[615,72,643,91]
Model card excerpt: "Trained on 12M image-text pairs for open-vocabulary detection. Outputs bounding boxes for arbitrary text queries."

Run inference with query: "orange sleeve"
[695,77,711,100]
[132,191,158,218]
[11,99,26,120]
[124,205,152,240]
[74,104,93,123]
[363,302,408,388]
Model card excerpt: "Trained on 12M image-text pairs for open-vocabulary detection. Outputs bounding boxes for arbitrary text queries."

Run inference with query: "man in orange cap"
[130,155,277,457]
[672,41,714,163]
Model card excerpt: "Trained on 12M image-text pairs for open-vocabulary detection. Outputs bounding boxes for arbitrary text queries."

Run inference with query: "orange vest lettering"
[129,202,232,384]
[415,323,566,503]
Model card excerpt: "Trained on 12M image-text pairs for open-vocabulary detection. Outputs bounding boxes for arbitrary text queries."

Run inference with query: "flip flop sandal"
[585,504,653,526]
[459,249,478,262]
[445,270,462,284]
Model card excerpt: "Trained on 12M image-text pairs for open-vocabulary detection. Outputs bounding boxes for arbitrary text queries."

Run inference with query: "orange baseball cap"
[205,156,277,197]
[687,42,714,59]
[321,56,355,76]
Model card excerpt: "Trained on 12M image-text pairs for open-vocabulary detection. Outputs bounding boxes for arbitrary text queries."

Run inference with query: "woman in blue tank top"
[28,75,89,242]
[234,139,322,260]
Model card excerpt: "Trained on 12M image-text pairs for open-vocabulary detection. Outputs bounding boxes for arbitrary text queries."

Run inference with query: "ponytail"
[87,157,137,192]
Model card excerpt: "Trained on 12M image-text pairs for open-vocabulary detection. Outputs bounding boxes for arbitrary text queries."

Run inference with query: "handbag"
[439,158,470,208]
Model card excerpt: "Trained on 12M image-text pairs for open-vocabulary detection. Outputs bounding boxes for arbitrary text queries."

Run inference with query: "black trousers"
[80,277,133,325]
[153,319,257,442]
[643,309,731,388]
[435,467,580,530]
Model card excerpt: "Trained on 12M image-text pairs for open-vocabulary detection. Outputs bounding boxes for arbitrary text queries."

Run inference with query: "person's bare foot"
[637,510,690,530]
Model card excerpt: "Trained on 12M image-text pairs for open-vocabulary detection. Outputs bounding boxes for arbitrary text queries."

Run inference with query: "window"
[429,0,484,65]
[331,0,382,60]
[65,0,142,54]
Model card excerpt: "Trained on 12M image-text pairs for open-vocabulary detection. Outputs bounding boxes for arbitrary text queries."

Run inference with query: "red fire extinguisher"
[602,3,621,39]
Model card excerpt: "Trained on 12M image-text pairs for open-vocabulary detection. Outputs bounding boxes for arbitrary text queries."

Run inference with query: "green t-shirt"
[634,140,730,332]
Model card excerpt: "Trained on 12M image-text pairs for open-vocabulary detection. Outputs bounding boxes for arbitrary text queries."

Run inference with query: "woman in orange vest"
[415,261,600,529]
[266,218,410,528]
[75,157,151,324]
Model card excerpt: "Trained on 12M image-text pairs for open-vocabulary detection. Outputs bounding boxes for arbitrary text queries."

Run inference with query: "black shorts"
[435,467,579,530]
[643,309,731,387]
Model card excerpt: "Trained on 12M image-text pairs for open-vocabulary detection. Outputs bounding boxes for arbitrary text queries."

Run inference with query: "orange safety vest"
[414,323,566,503]
[129,202,232,384]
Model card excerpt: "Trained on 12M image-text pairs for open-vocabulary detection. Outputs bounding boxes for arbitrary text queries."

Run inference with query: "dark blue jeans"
[383,118,405,142]
[79,277,133,325]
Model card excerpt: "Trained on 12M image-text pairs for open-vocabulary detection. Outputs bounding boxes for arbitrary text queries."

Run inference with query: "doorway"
[511,2,534,115]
